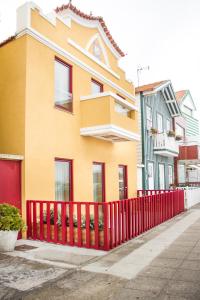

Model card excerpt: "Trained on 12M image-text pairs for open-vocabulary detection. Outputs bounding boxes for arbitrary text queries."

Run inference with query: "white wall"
[184,188,200,209]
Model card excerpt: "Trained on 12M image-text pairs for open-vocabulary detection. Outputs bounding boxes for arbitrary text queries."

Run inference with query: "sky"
[0,0,200,118]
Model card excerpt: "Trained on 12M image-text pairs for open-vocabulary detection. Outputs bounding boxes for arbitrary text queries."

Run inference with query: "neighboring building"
[175,90,200,185]
[136,80,181,190]
[176,90,199,137]
[0,2,140,221]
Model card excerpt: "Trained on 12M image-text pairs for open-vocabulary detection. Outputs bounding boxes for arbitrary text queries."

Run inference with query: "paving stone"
[124,276,166,294]
[104,287,160,300]
[179,259,200,271]
[166,245,193,254]
[191,246,200,253]
[158,250,188,260]
[164,280,200,296]
[172,240,197,247]
[186,252,200,261]
[150,257,183,269]
[172,269,200,282]
[140,266,176,279]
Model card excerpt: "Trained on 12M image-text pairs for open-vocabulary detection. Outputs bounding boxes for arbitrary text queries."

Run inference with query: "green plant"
[175,135,182,141]
[0,204,26,231]
[42,209,104,230]
[150,128,158,135]
[167,130,175,137]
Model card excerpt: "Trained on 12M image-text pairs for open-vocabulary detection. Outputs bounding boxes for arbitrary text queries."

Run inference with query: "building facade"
[175,90,200,185]
[0,2,140,221]
[136,81,181,190]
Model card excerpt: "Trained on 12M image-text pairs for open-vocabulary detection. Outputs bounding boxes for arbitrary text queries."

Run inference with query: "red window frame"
[118,164,128,199]
[93,162,105,202]
[91,78,104,93]
[55,158,73,202]
[116,93,126,100]
[54,56,73,113]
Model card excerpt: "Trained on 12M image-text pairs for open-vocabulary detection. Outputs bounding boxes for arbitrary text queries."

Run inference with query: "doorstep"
[4,239,106,269]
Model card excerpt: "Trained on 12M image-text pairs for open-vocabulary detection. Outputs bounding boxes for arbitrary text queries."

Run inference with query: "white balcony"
[154,133,179,157]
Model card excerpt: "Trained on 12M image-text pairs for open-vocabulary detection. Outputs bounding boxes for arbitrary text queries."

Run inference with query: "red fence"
[27,190,184,251]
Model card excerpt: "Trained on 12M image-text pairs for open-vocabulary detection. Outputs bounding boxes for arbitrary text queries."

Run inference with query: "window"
[91,79,103,94]
[166,119,172,132]
[146,106,152,130]
[148,162,154,190]
[115,103,130,117]
[175,124,184,137]
[157,113,164,133]
[54,57,72,112]
[168,165,173,185]
[93,162,105,202]
[158,163,165,189]
[55,158,73,201]
[118,165,128,200]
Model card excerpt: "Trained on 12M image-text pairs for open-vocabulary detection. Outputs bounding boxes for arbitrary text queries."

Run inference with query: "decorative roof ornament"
[55,3,125,57]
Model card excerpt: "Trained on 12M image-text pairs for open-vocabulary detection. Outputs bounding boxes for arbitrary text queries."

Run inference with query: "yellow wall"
[0,6,139,218]
[0,36,27,221]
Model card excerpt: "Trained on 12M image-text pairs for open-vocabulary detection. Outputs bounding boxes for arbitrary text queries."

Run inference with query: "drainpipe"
[140,92,147,190]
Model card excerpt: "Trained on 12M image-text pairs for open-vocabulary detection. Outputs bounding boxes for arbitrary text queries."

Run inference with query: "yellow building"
[0,2,139,222]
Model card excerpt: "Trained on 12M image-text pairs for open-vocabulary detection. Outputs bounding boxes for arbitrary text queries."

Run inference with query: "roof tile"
[55,3,125,57]
[135,80,168,93]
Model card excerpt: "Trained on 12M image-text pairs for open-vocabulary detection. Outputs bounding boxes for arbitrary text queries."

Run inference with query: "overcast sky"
[0,0,200,118]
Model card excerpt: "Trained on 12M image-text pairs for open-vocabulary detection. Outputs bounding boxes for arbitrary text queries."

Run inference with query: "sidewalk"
[1,204,200,299]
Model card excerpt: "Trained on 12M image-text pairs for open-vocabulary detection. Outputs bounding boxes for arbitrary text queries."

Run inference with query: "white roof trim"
[0,154,24,160]
[80,92,138,111]
[16,27,135,102]
[68,38,120,79]
[80,124,140,142]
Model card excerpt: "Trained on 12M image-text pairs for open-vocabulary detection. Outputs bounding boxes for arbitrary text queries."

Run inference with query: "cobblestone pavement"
[1,205,200,300]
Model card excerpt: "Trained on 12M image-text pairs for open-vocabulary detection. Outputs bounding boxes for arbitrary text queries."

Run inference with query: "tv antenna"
[137,65,150,87]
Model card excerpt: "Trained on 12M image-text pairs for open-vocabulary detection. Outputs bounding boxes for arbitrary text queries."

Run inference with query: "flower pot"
[0,230,18,252]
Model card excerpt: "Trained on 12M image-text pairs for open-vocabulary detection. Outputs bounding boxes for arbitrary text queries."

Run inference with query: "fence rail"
[27,190,184,251]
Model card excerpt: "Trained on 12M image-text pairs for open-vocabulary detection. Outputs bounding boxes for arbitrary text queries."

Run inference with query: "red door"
[0,160,21,211]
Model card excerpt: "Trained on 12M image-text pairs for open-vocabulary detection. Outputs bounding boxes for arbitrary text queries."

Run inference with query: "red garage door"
[0,160,21,211]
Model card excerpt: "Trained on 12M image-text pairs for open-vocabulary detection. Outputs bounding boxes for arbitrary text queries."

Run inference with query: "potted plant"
[150,128,158,135]
[0,204,25,251]
[175,135,183,141]
[167,130,175,137]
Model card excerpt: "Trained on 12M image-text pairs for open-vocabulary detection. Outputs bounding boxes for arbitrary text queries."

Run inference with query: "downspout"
[140,92,147,190]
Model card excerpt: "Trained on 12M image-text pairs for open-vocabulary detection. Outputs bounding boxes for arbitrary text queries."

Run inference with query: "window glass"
[159,164,165,189]
[93,163,104,202]
[166,119,172,132]
[118,165,127,200]
[91,80,103,94]
[168,165,173,185]
[55,160,71,201]
[115,103,130,117]
[55,59,72,112]
[157,113,164,133]
[146,106,152,129]
[175,124,184,137]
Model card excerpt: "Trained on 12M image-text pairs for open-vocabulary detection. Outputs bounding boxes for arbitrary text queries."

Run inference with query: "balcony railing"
[154,132,179,157]
[80,92,140,142]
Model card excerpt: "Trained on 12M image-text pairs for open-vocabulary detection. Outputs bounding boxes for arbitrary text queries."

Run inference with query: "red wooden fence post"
[103,202,109,251]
